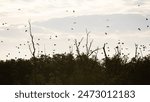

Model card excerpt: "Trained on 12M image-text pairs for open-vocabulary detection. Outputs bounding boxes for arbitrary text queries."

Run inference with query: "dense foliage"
[0,53,150,85]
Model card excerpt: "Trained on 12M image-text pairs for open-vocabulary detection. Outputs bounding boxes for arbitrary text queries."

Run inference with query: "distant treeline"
[0,53,150,85]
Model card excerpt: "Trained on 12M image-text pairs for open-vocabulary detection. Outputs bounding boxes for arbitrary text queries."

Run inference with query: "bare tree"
[28,20,36,58]
[93,48,99,61]
[135,44,138,58]
[74,37,84,56]
[74,29,100,57]
[85,29,91,55]
[103,43,108,59]
[28,20,37,84]
[85,29,100,57]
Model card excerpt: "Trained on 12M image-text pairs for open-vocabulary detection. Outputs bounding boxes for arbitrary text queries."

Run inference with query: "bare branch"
[75,40,80,56]
[78,37,84,46]
[88,47,100,57]
[88,39,93,53]
[86,28,91,36]
[93,47,99,61]
[28,20,36,58]
[135,43,138,58]
[103,43,108,59]
[74,29,100,58]
[85,29,91,55]
[75,37,84,56]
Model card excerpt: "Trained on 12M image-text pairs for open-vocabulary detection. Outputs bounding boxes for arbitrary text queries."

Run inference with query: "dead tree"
[28,20,36,58]
[103,43,108,59]
[85,29,100,57]
[74,37,84,56]
[135,44,138,58]
[74,29,100,57]
[92,47,99,61]
[28,20,37,84]
[85,29,91,55]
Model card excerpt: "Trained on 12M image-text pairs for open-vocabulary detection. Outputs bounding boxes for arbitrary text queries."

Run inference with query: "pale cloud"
[0,0,150,24]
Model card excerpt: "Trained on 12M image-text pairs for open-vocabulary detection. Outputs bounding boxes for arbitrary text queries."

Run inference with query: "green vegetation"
[0,53,150,85]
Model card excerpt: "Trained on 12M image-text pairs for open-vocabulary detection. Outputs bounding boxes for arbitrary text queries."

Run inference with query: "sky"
[0,0,150,60]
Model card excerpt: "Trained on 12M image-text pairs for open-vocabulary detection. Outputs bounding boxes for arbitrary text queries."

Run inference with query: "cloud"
[34,14,150,33]
[0,0,150,24]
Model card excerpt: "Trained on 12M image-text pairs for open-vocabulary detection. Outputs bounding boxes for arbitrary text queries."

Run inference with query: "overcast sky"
[0,0,150,60]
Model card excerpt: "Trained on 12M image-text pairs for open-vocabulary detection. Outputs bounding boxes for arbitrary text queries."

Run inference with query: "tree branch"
[28,20,36,58]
